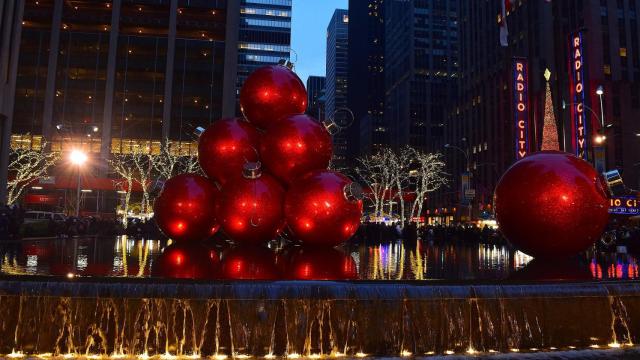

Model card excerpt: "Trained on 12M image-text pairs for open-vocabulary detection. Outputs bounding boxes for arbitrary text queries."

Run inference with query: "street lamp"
[69,150,87,217]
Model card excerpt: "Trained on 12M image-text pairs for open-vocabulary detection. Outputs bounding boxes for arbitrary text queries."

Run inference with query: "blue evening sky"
[291,0,348,85]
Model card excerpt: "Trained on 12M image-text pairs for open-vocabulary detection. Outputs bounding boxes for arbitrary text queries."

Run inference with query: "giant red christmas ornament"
[198,118,260,186]
[494,151,609,258]
[153,174,221,242]
[218,163,286,245]
[239,65,307,129]
[153,243,220,280]
[260,114,333,184]
[285,170,363,246]
[221,246,279,280]
[282,246,358,280]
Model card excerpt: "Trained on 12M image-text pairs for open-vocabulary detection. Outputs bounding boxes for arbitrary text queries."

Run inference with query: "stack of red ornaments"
[153,65,364,266]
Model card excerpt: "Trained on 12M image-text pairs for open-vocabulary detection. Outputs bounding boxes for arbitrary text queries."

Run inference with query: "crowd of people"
[0,204,25,241]
[354,221,505,245]
[2,204,639,254]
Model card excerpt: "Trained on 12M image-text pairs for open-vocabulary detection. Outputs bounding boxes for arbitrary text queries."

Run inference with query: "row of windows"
[11,134,199,156]
[241,18,291,29]
[244,54,284,63]
[238,42,289,52]
[241,7,290,18]
[243,0,291,6]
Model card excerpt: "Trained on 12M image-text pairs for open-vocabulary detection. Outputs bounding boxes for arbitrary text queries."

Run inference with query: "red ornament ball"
[285,170,363,246]
[221,246,279,280]
[239,65,307,129]
[218,164,286,245]
[260,114,333,184]
[198,118,260,186]
[282,246,358,280]
[154,174,221,242]
[153,243,220,280]
[494,151,610,258]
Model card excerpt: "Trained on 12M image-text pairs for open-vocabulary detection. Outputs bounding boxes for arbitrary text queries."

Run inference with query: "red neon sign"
[512,58,529,160]
[569,32,589,160]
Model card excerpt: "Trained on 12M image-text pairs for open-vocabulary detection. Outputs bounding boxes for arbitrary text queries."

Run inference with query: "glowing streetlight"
[69,149,87,166]
[69,150,88,217]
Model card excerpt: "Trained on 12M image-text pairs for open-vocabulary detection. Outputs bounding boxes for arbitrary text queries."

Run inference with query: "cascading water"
[0,281,638,358]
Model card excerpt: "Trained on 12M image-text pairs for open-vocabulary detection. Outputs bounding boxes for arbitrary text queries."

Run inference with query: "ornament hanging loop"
[243,161,262,179]
[325,107,355,135]
[343,182,364,202]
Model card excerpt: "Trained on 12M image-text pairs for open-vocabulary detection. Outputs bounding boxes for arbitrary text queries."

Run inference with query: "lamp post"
[69,150,87,217]
[445,140,472,221]
[562,97,608,173]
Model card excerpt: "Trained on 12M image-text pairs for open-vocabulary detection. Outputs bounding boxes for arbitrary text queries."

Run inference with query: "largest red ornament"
[153,174,221,242]
[260,114,333,184]
[239,65,307,129]
[494,151,609,258]
[285,170,363,246]
[218,163,286,245]
[198,118,260,186]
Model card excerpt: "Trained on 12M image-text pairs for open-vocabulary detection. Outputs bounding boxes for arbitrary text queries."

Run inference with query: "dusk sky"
[291,0,348,84]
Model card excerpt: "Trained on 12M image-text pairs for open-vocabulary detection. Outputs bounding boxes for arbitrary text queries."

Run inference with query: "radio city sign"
[609,197,640,215]
[569,31,589,160]
[512,58,529,160]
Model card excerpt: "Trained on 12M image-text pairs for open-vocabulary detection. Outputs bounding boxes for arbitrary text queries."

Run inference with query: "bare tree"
[408,150,448,220]
[109,154,136,227]
[7,141,59,205]
[388,146,413,224]
[355,149,394,220]
[356,146,448,224]
[153,139,181,183]
[131,148,154,218]
[178,153,202,175]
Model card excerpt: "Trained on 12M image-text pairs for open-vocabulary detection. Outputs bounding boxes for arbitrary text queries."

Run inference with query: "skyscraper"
[0,0,24,203]
[347,0,386,158]
[306,75,326,121]
[2,0,239,208]
[236,0,292,113]
[326,9,349,168]
[384,0,459,154]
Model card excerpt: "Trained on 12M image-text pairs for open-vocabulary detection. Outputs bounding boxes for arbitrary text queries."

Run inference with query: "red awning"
[37,174,145,192]
[24,194,61,205]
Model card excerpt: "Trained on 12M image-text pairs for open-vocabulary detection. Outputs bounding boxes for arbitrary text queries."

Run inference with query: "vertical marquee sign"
[512,58,529,160]
[569,31,589,160]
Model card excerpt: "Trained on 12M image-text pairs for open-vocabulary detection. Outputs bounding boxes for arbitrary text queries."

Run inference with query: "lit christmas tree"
[541,69,560,151]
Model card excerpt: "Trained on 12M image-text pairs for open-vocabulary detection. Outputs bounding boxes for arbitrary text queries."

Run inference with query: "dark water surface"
[0,236,637,281]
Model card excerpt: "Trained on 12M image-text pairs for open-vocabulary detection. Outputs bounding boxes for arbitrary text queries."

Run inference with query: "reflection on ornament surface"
[153,174,221,243]
[198,118,260,185]
[285,170,363,246]
[239,65,307,130]
[260,114,332,184]
[221,246,279,280]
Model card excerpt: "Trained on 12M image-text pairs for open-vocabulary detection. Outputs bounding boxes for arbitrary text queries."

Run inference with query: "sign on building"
[512,58,529,160]
[568,31,590,160]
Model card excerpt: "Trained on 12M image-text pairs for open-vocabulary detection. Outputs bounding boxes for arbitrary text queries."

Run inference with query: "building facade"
[437,0,640,222]
[306,75,325,121]
[2,0,241,211]
[326,9,349,168]
[236,0,292,114]
[384,0,459,155]
[0,0,25,203]
[347,0,386,158]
